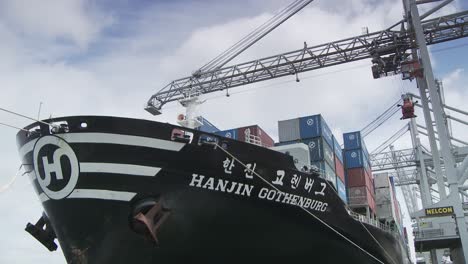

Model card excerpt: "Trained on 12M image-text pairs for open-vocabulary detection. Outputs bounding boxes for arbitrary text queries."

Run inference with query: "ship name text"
[189,174,328,212]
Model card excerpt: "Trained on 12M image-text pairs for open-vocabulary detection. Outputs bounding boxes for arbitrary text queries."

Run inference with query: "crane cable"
[198,0,313,73]
[360,98,402,138]
[371,124,410,155]
[199,0,310,72]
[213,142,388,264]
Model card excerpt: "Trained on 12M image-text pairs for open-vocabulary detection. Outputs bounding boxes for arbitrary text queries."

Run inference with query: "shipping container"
[332,135,344,163]
[365,169,374,194]
[376,203,393,220]
[374,172,390,189]
[337,177,347,203]
[344,149,370,170]
[348,186,374,207]
[270,143,310,171]
[195,116,220,133]
[346,167,374,191]
[278,118,300,142]
[343,131,370,158]
[311,161,336,188]
[215,129,238,140]
[343,131,363,150]
[303,137,334,167]
[375,188,391,204]
[334,155,345,183]
[299,114,333,147]
[238,125,274,147]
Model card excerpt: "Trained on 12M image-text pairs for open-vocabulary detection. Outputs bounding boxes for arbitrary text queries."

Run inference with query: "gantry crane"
[145,0,468,262]
[145,8,468,116]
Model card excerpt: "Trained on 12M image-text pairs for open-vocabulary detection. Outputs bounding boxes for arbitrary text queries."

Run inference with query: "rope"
[0,122,29,132]
[214,142,386,264]
[0,107,54,127]
[0,165,23,193]
[290,157,398,264]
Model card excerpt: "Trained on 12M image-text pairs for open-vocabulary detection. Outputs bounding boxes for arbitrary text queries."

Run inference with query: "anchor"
[131,199,171,245]
[25,213,58,251]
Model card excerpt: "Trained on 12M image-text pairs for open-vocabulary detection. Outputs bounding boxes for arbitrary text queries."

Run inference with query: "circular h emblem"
[351,151,357,158]
[307,119,314,126]
[33,136,79,200]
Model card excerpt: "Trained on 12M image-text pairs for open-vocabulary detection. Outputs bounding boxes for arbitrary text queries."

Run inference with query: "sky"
[0,0,467,263]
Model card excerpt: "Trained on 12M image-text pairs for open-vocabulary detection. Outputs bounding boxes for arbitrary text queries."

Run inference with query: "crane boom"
[146,10,468,115]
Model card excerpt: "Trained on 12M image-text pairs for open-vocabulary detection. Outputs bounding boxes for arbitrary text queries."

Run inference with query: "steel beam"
[409,0,468,262]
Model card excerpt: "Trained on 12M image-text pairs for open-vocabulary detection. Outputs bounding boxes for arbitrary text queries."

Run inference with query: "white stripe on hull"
[58,133,185,151]
[39,193,49,202]
[80,163,161,176]
[68,189,136,201]
[38,189,137,202]
[18,132,185,158]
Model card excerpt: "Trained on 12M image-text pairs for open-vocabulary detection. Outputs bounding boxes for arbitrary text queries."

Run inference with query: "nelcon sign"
[425,206,454,217]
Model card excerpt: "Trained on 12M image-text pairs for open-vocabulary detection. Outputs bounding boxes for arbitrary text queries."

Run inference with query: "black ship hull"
[17,116,410,263]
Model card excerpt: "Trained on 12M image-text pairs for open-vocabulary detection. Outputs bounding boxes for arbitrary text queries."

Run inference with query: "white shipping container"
[278,118,300,142]
[271,143,310,171]
[376,203,393,220]
[374,172,390,189]
[375,188,391,204]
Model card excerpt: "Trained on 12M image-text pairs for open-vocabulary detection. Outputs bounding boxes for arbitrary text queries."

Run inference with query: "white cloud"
[0,0,467,263]
[0,0,113,50]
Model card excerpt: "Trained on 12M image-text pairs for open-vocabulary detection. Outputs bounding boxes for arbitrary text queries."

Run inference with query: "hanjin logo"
[308,142,316,149]
[307,119,314,126]
[225,132,232,138]
[349,134,355,140]
[33,136,79,200]
[351,152,357,158]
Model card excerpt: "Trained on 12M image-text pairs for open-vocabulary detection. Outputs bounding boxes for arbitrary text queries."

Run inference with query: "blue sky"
[0,0,467,263]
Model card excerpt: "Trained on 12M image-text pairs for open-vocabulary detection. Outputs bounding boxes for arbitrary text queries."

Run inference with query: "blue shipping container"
[344,149,371,170]
[215,129,238,140]
[311,161,337,188]
[302,137,334,167]
[343,131,363,150]
[196,116,220,133]
[299,115,333,147]
[337,177,347,203]
[332,135,344,163]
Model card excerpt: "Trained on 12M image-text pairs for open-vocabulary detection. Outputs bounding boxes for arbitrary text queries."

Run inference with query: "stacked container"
[374,173,403,233]
[333,135,346,203]
[277,114,343,197]
[195,116,220,133]
[216,125,274,147]
[343,131,375,214]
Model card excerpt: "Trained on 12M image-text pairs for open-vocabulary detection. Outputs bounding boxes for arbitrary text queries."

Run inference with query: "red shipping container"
[237,125,274,147]
[347,168,366,187]
[348,186,375,208]
[334,155,345,183]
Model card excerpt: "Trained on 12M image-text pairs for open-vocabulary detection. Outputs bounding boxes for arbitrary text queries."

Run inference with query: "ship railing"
[244,134,265,147]
[348,210,399,236]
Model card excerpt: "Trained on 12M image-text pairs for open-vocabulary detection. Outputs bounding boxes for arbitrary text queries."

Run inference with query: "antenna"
[37,102,43,120]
